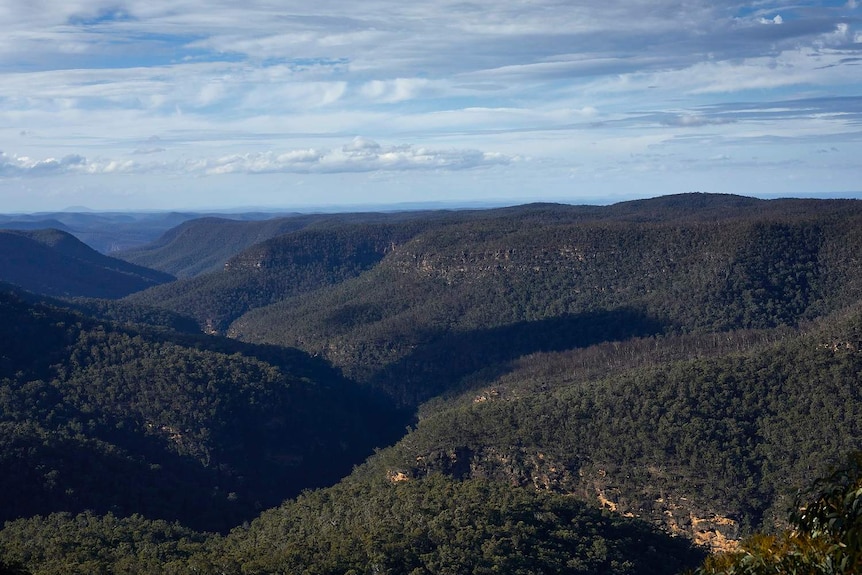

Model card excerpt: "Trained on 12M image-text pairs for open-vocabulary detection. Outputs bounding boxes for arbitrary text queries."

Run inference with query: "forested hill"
[0,288,405,533]
[2,301,858,573]
[226,195,862,404]
[3,194,862,574]
[115,209,464,279]
[0,210,284,254]
[126,219,445,334]
[0,211,201,254]
[0,280,201,334]
[121,194,862,406]
[0,229,174,298]
[114,215,313,279]
[362,301,862,545]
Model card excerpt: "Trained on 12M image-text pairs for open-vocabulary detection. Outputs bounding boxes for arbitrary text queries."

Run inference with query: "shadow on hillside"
[371,307,665,406]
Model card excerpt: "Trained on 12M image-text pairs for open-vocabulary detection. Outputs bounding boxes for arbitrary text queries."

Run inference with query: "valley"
[0,193,860,574]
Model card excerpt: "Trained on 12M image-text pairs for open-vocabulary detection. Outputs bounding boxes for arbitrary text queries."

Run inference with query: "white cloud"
[342,137,382,154]
[0,138,513,179]
[759,15,783,24]
[820,22,851,46]
[359,78,430,103]
[0,1,860,210]
[661,113,735,127]
[0,151,88,176]
[195,139,513,174]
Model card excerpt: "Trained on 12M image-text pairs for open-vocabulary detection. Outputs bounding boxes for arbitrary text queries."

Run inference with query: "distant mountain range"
[0,211,285,253]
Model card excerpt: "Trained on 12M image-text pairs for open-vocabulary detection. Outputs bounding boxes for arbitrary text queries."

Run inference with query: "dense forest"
[0,288,404,534]
[115,209,456,279]
[133,195,862,404]
[0,229,174,298]
[1,193,861,574]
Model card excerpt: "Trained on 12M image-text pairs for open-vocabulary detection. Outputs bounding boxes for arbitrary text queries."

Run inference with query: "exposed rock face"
[579,464,741,553]
[401,446,742,552]
[689,515,739,553]
[387,470,410,483]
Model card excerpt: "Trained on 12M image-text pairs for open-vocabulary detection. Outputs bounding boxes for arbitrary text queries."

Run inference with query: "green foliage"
[704,221,823,329]
[0,229,173,299]
[116,215,316,278]
[361,304,862,535]
[128,221,432,333]
[0,477,703,575]
[0,289,405,532]
[0,512,215,575]
[117,208,459,279]
[789,452,862,572]
[226,200,862,405]
[694,453,862,574]
[213,474,704,575]
[3,195,862,574]
[65,298,201,333]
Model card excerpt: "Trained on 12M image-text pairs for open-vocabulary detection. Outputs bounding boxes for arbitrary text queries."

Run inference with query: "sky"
[0,1,860,212]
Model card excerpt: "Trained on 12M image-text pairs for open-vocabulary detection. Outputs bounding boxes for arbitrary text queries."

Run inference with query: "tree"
[694,452,862,575]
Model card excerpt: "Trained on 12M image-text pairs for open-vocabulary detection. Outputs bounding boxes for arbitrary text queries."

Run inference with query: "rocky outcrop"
[399,446,742,552]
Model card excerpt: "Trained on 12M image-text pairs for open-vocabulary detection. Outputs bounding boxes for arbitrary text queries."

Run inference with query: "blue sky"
[0,1,860,211]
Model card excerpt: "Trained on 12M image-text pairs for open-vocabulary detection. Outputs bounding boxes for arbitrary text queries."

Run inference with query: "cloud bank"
[1,139,513,178]
[0,1,860,209]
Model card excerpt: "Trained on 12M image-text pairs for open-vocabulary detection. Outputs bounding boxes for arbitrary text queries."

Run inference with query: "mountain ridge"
[0,229,174,299]
[2,193,862,574]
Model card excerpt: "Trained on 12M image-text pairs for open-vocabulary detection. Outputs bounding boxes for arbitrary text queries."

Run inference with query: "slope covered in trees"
[2,194,862,574]
[2,302,858,572]
[226,197,862,404]
[115,209,465,279]
[0,210,284,254]
[0,211,201,254]
[0,288,404,532]
[214,473,706,575]
[0,280,202,335]
[693,452,862,574]
[359,302,862,545]
[0,229,174,298]
[127,220,445,333]
[115,215,312,278]
[0,475,706,575]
